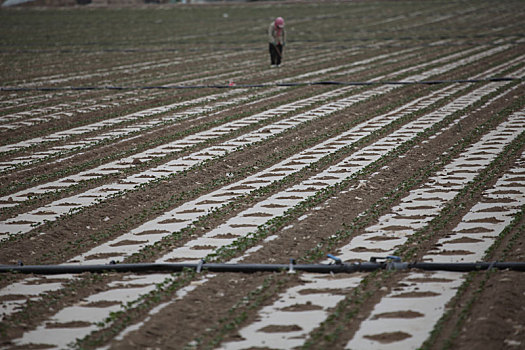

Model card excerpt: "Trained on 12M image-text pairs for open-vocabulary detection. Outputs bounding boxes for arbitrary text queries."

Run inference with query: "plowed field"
[1,1,524,349]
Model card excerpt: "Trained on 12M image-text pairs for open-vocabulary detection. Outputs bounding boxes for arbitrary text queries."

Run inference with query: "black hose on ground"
[1,256,524,275]
[0,262,378,275]
[1,77,521,92]
[408,262,525,272]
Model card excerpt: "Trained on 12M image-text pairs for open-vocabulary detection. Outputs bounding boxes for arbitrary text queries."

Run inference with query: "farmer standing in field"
[269,17,286,67]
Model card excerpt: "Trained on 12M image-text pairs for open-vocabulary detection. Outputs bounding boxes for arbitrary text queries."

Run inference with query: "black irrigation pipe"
[2,256,525,275]
[2,40,523,54]
[2,33,523,51]
[1,77,522,92]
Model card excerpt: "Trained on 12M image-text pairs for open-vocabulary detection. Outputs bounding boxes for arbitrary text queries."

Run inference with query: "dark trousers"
[269,43,283,65]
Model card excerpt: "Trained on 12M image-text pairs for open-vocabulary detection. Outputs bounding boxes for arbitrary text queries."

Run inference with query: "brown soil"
[1,2,524,349]
[99,77,524,350]
[364,331,412,343]
[427,204,525,350]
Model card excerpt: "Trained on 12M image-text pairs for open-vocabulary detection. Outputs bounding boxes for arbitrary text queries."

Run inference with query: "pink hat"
[275,17,284,28]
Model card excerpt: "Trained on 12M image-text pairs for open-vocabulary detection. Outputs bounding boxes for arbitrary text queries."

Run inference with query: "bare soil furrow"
[1,44,515,233]
[0,45,408,165]
[0,45,379,158]
[0,45,446,204]
[102,91,525,350]
[202,97,525,350]
[345,148,525,350]
[209,111,525,350]
[4,74,520,350]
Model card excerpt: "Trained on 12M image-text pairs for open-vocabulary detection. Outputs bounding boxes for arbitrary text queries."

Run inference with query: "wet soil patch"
[363,331,412,343]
